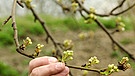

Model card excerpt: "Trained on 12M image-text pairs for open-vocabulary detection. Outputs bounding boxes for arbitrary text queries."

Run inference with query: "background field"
[0,14,135,76]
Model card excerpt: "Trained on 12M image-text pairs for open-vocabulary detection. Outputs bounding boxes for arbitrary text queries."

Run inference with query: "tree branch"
[94,19,135,61]
[16,48,35,59]
[11,0,20,47]
[66,64,100,73]
[111,2,135,15]
[10,0,35,59]
[72,0,135,62]
[1,16,12,26]
[110,0,126,14]
[74,0,135,17]
[17,0,24,8]
[29,7,62,57]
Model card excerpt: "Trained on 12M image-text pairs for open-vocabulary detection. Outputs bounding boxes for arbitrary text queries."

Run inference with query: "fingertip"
[53,66,70,76]
[65,66,70,73]
[55,62,65,70]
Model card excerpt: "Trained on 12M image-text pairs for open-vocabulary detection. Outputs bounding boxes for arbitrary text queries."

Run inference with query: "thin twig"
[74,0,135,17]
[2,16,12,26]
[55,1,71,13]
[11,0,35,59]
[17,0,24,8]
[112,2,135,16]
[94,19,135,61]
[29,7,62,57]
[110,0,126,14]
[66,64,100,73]
[79,10,87,20]
[16,48,35,59]
[11,0,20,47]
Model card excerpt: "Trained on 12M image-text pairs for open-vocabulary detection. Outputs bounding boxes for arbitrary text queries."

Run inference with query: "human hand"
[29,56,69,76]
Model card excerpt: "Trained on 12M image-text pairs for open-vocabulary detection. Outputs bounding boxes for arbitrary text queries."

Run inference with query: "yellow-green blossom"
[37,44,44,49]
[89,13,97,20]
[23,37,32,45]
[90,7,95,13]
[61,50,74,62]
[35,44,44,53]
[88,56,99,66]
[100,64,119,75]
[78,32,88,40]
[63,39,73,49]
[71,2,78,7]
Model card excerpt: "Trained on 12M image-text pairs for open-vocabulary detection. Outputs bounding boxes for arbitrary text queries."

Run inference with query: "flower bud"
[90,7,95,13]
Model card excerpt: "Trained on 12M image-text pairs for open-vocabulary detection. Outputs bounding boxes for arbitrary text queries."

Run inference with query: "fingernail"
[48,57,57,63]
[55,63,64,70]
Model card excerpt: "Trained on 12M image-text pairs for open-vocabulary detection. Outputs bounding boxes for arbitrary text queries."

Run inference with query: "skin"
[29,56,69,76]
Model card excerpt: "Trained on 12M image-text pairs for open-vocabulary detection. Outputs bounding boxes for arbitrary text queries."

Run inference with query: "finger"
[52,66,69,76]
[29,56,58,73]
[30,62,65,76]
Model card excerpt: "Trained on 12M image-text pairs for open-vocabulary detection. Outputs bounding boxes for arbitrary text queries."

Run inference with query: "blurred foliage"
[42,15,98,31]
[0,15,134,47]
[16,16,44,36]
[0,61,28,76]
[120,38,134,45]
[98,17,116,29]
[0,33,14,46]
[98,17,133,30]
[0,62,19,76]
[111,50,120,58]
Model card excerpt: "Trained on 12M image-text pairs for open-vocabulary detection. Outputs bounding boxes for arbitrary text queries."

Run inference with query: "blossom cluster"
[100,57,131,75]
[20,37,32,50]
[33,44,44,57]
[63,39,74,49]
[78,31,94,40]
[20,37,44,57]
[61,50,74,62]
[84,7,97,24]
[116,17,126,32]
[88,56,100,66]
[100,64,119,75]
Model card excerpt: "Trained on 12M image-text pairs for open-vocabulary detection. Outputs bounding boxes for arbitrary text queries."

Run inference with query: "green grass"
[0,62,19,76]
[0,61,29,76]
[42,15,98,31]
[0,32,14,46]
[120,38,134,45]
[111,50,120,58]
[16,16,44,36]
[0,15,134,47]
[98,17,133,30]
[99,17,116,29]
[0,20,14,46]
[122,17,133,30]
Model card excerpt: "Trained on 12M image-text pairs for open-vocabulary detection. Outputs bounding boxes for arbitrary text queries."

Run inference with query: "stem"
[112,2,135,15]
[110,0,126,14]
[66,64,100,73]
[94,19,135,61]
[2,16,12,26]
[74,0,135,17]
[11,0,19,47]
[29,7,62,57]
[10,0,35,59]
